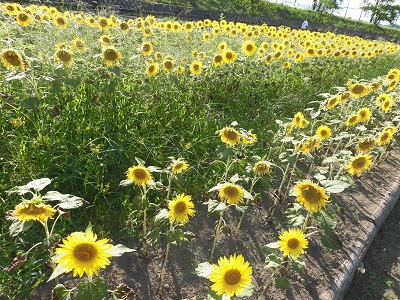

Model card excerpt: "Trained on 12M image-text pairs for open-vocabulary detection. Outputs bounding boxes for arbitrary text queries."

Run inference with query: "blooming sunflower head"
[126,166,153,186]
[241,40,257,56]
[162,59,174,72]
[277,228,309,257]
[357,107,371,122]
[55,228,114,277]
[189,60,202,75]
[168,194,195,224]
[141,42,153,56]
[218,183,244,205]
[146,62,159,77]
[213,54,224,67]
[171,160,189,174]
[349,83,369,98]
[316,125,332,140]
[346,114,360,127]
[378,128,395,145]
[223,49,237,64]
[209,254,252,297]
[16,12,32,26]
[13,201,56,222]
[1,49,25,71]
[219,127,240,147]
[71,37,86,52]
[347,154,372,176]
[293,112,304,127]
[102,47,121,67]
[253,161,272,176]
[356,137,376,153]
[54,49,73,67]
[53,13,68,29]
[326,96,340,110]
[294,180,329,213]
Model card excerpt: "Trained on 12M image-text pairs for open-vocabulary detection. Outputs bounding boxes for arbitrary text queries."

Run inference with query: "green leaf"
[109,244,136,257]
[284,204,305,227]
[9,219,34,237]
[274,276,290,290]
[229,173,240,183]
[208,184,222,193]
[42,191,85,209]
[289,256,306,273]
[242,189,253,200]
[7,178,51,195]
[5,71,27,81]
[261,242,280,255]
[235,205,247,213]
[264,253,283,270]
[207,290,230,300]
[320,179,350,193]
[314,209,337,231]
[135,157,145,166]
[47,264,68,282]
[119,179,132,186]
[237,284,254,297]
[207,200,227,214]
[195,262,214,279]
[322,156,339,164]
[154,209,169,223]
[321,231,343,250]
[52,284,71,300]
[168,228,185,245]
[75,278,107,300]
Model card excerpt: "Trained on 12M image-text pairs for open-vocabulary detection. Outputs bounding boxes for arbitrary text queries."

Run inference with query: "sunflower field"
[1,1,400,299]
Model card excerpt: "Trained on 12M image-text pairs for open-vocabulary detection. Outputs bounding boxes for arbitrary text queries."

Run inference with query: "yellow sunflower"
[242,133,257,145]
[1,49,25,71]
[316,125,332,140]
[53,13,68,29]
[189,61,202,75]
[349,83,369,98]
[146,62,159,77]
[141,42,153,56]
[213,54,224,67]
[55,229,114,277]
[378,128,395,145]
[253,161,272,176]
[54,49,73,67]
[356,137,376,153]
[219,127,240,147]
[277,228,309,257]
[71,37,86,52]
[347,154,372,176]
[346,114,360,127]
[375,93,393,106]
[119,22,130,33]
[369,81,382,92]
[294,180,329,213]
[13,202,56,222]
[97,16,110,30]
[223,49,237,64]
[283,61,291,69]
[99,35,111,45]
[326,96,340,110]
[16,12,32,26]
[168,194,195,224]
[241,40,257,56]
[218,183,244,205]
[126,166,153,186]
[380,98,394,112]
[218,42,228,53]
[357,107,371,122]
[102,47,121,67]
[171,160,189,174]
[293,112,304,127]
[387,79,399,91]
[209,254,252,297]
[162,59,174,72]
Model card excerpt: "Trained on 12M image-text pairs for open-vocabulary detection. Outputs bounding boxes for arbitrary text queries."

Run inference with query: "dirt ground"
[32,149,400,300]
[345,199,400,300]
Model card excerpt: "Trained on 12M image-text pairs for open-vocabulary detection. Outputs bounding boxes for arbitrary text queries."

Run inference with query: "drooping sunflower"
[223,49,237,64]
[102,47,121,67]
[326,95,340,110]
[253,161,272,176]
[55,229,114,277]
[242,132,257,145]
[53,13,68,29]
[356,137,376,153]
[348,83,369,98]
[171,160,188,174]
[141,42,153,56]
[219,127,240,147]
[347,154,372,176]
[316,125,332,140]
[346,114,360,127]
[294,180,329,213]
[277,228,309,257]
[54,49,73,67]
[357,107,371,122]
[146,62,159,77]
[189,60,202,75]
[209,254,252,297]
[168,194,195,224]
[126,165,153,186]
[241,40,257,56]
[218,183,245,205]
[13,202,57,222]
[1,49,25,71]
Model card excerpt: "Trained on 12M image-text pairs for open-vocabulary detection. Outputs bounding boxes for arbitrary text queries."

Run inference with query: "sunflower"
[13,202,56,222]
[356,137,376,153]
[71,37,86,52]
[126,166,153,186]
[380,98,394,112]
[346,114,360,127]
[293,112,304,127]
[219,127,240,147]
[369,81,382,92]
[146,62,159,77]
[97,16,110,30]
[223,49,237,64]
[102,47,121,67]
[218,42,228,53]
[55,229,114,277]
[1,49,25,71]
[378,128,395,145]
[16,12,32,26]
[168,194,195,224]
[176,65,185,74]
[242,133,257,145]
[349,83,369,98]
[119,22,130,33]
[218,183,244,205]
[294,180,329,213]
[209,254,252,297]
[316,125,332,140]
[357,107,371,122]
[387,79,398,91]
[253,161,272,176]
[99,35,111,45]
[54,49,73,67]
[53,14,68,29]
[277,228,309,257]
[189,61,202,75]
[213,54,224,67]
[347,154,372,176]
[283,61,291,69]
[4,3,18,15]
[375,93,392,106]
[141,42,153,56]
[171,160,188,174]
[326,95,340,110]
[241,40,257,56]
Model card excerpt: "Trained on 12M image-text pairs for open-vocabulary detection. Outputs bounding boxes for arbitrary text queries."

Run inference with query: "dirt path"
[345,199,400,300]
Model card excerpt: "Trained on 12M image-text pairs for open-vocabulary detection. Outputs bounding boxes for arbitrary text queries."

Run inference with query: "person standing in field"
[301,19,310,30]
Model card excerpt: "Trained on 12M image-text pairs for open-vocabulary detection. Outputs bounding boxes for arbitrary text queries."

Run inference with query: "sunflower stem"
[142,185,148,256]
[302,212,311,232]
[159,223,173,295]
[210,211,224,263]
[235,177,257,234]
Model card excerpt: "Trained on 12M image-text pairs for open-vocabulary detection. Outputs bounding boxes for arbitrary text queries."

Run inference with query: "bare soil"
[32,150,400,300]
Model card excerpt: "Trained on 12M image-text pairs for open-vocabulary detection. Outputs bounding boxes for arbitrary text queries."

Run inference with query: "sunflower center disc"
[133,169,146,180]
[288,238,300,249]
[224,269,241,285]
[224,186,238,198]
[353,157,366,169]
[174,201,187,214]
[22,205,45,216]
[5,52,21,66]
[225,130,237,141]
[105,50,118,61]
[302,186,320,203]
[74,244,96,262]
